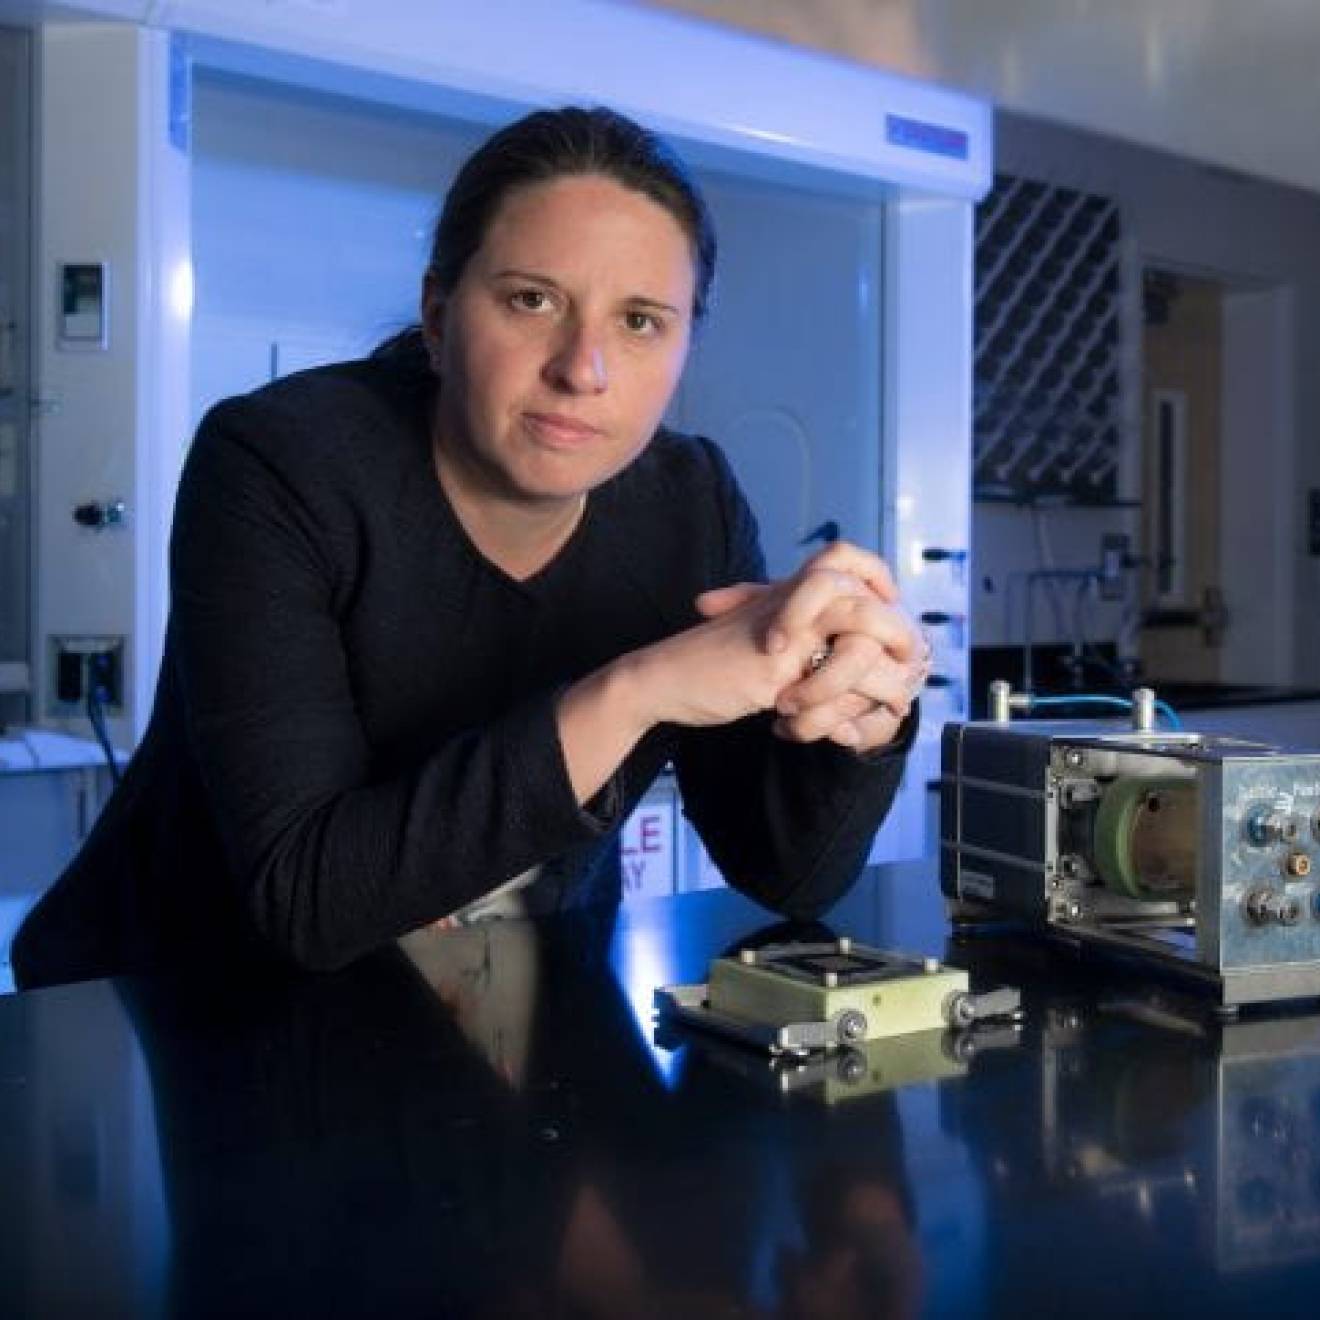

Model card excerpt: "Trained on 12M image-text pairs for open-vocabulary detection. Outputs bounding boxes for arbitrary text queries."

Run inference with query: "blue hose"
[1027,693,1184,730]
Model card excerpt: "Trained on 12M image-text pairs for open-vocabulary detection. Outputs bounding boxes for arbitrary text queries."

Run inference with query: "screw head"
[838,1010,868,1041]
[945,993,975,1028]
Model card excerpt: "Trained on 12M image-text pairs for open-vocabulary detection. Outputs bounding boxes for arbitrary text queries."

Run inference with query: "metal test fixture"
[656,939,1020,1056]
[940,683,1320,1011]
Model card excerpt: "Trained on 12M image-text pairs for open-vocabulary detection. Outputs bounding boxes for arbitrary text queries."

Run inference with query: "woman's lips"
[522,412,604,447]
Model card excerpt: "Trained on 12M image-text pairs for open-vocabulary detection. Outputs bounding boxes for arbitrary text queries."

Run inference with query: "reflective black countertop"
[3,862,1320,1318]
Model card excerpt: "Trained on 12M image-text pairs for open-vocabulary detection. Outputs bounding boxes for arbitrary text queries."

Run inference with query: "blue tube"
[1026,693,1184,731]
[1155,700,1184,730]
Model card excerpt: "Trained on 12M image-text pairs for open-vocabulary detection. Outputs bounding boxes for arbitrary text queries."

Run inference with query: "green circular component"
[1093,777,1197,901]
[1094,778,1147,898]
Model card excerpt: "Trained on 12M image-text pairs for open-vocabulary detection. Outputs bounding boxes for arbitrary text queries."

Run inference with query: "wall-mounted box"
[56,262,109,351]
[46,635,124,716]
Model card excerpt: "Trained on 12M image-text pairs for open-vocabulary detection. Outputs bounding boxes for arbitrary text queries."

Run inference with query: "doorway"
[1138,267,1294,685]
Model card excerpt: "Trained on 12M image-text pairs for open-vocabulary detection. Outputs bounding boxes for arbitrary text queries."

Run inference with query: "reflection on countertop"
[5,865,1320,1316]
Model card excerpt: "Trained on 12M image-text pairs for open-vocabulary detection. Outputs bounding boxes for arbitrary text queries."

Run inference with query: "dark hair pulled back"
[434,105,715,317]
[376,105,716,363]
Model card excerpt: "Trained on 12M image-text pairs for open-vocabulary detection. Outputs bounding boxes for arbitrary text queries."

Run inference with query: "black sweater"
[14,356,912,988]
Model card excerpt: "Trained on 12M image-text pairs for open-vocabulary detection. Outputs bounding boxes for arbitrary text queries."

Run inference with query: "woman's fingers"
[772,689,875,740]
[695,544,899,657]
[638,580,833,730]
[776,623,926,714]
[771,611,931,750]
[773,692,907,752]
[778,633,877,714]
[639,545,918,738]
[778,679,912,741]
[764,568,869,653]
[763,547,900,654]
[697,576,856,657]
[805,595,924,663]
[801,542,899,604]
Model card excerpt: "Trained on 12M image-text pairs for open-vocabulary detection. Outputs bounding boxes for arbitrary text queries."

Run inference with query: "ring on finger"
[903,634,934,699]
[806,642,833,675]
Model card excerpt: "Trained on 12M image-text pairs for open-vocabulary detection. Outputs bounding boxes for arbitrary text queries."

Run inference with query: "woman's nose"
[546,323,608,394]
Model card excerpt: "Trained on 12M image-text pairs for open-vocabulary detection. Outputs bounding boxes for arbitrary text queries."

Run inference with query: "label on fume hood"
[886,113,969,161]
[621,801,675,898]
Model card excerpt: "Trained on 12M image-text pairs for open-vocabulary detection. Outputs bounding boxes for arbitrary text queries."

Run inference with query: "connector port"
[47,635,125,716]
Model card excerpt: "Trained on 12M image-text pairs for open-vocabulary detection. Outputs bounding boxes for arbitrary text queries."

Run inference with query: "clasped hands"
[691,542,931,755]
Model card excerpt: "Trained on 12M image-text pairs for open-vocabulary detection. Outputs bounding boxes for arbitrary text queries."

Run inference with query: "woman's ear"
[421,272,446,372]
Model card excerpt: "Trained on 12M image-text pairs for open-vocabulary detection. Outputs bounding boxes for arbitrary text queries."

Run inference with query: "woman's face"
[425,173,697,508]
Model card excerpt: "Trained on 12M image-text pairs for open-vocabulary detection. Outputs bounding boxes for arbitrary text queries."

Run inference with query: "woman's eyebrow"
[490,267,561,287]
[626,295,682,316]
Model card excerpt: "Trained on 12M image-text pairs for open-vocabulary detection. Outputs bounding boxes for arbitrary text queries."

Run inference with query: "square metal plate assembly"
[656,938,1020,1055]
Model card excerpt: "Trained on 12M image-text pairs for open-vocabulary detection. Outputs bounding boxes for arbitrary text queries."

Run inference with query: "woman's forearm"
[555,653,657,806]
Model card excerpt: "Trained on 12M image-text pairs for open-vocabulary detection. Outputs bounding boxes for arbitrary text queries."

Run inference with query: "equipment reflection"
[88,899,1320,1317]
[120,906,924,1317]
[937,943,1320,1314]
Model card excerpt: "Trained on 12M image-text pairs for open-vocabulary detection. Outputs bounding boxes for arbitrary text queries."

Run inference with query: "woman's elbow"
[244,866,365,974]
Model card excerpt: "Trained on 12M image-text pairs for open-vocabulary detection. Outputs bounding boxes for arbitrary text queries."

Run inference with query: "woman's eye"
[624,310,661,336]
[511,289,553,313]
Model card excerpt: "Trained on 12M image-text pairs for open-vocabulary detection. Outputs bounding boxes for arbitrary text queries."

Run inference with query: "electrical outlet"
[47,635,125,715]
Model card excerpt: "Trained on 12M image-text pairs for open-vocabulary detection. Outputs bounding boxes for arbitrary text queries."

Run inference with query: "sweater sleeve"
[670,441,915,919]
[169,402,618,971]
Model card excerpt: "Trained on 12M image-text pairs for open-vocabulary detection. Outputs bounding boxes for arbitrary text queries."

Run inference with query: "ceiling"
[632,0,1320,198]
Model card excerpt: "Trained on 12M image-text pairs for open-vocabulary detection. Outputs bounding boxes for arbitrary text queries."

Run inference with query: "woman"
[14,106,927,989]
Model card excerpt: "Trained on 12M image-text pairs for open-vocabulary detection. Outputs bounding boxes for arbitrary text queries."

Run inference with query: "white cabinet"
[0,731,116,992]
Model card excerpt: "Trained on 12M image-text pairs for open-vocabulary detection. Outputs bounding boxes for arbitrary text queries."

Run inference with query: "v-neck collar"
[410,390,598,598]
